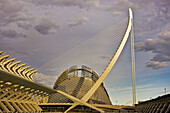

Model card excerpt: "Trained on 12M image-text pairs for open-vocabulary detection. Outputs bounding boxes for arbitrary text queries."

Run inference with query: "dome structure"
[48,65,112,105]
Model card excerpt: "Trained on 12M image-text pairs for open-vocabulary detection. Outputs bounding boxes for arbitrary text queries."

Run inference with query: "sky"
[0,0,170,105]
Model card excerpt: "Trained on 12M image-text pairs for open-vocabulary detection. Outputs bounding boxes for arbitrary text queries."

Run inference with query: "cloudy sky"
[0,0,170,105]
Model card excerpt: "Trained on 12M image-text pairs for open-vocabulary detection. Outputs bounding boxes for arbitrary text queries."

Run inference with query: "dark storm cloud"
[67,17,89,27]
[0,29,27,38]
[4,50,29,58]
[103,0,139,11]
[17,21,32,30]
[99,55,112,60]
[135,31,170,69]
[124,0,170,69]
[0,0,24,26]
[34,18,62,35]
[155,0,170,22]
[30,0,99,8]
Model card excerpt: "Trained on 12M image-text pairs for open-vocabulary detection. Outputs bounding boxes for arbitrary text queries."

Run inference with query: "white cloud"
[0,0,22,14]
[85,0,100,8]
[34,18,62,35]
[111,11,122,15]
[146,61,168,69]
[135,30,170,69]
[0,0,36,33]
[67,16,89,27]
[108,84,152,92]
[33,72,56,87]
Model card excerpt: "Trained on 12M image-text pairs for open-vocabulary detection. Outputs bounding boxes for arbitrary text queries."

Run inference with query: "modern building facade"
[0,8,135,112]
[49,65,112,105]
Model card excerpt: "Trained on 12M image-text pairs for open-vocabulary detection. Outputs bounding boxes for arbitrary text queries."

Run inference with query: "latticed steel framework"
[0,9,135,113]
[49,65,112,105]
[0,51,104,112]
[0,51,42,112]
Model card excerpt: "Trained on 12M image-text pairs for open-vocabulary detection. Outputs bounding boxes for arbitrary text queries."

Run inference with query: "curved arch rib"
[65,8,133,113]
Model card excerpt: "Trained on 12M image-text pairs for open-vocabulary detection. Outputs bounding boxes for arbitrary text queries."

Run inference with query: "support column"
[144,104,150,113]
[6,91,20,100]
[17,93,29,101]
[32,103,42,111]
[22,103,32,112]
[26,103,36,112]
[10,101,23,112]
[160,102,168,113]
[9,92,21,100]
[131,18,136,106]
[33,95,42,102]
[30,103,40,111]
[23,93,34,101]
[0,108,2,112]
[147,104,153,113]
[165,104,170,113]
[16,89,33,101]
[3,100,15,112]
[0,85,20,99]
[149,104,156,113]
[152,103,159,113]
[156,102,163,113]
[29,94,41,102]
[0,84,13,92]
[0,101,9,112]
[16,102,28,112]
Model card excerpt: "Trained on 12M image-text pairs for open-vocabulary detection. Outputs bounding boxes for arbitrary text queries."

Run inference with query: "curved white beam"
[65,8,133,112]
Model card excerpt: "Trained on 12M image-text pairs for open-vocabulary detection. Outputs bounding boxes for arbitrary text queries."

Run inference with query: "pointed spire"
[0,51,4,55]
[1,58,16,72]
[0,55,11,61]
[27,70,38,80]
[3,58,17,65]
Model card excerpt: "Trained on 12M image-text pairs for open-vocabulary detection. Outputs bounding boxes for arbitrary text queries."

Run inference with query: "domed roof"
[48,65,112,105]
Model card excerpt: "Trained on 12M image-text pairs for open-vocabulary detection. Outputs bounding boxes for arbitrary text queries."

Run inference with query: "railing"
[135,94,170,113]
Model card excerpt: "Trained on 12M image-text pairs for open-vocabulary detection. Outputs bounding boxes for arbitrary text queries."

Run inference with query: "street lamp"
[164,88,166,95]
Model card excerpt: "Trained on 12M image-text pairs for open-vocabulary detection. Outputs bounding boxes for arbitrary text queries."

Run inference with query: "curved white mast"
[64,8,134,113]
